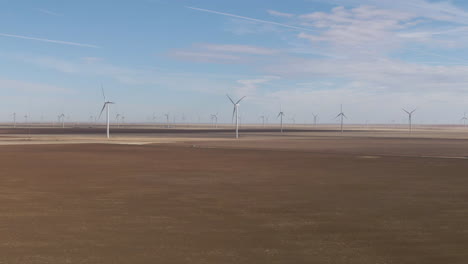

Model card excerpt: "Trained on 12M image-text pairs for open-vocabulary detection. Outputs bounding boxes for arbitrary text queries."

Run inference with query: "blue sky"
[2,0,468,124]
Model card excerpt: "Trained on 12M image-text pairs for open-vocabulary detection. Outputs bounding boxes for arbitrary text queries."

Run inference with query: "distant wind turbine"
[312,113,318,126]
[58,113,65,128]
[164,113,170,128]
[277,108,285,133]
[12,112,16,128]
[115,114,121,128]
[227,94,246,139]
[98,85,115,139]
[402,108,416,135]
[290,116,296,127]
[152,113,157,125]
[335,104,347,134]
[461,112,467,128]
[260,115,265,127]
[211,113,218,128]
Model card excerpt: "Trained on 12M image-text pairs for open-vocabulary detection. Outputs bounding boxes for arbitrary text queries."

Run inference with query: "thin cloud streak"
[0,33,99,48]
[185,6,316,32]
[38,8,63,17]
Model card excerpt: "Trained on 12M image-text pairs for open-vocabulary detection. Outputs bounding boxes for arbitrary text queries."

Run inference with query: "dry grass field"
[0,126,468,263]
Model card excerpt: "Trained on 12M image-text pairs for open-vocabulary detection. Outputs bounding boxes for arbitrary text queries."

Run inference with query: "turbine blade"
[101,84,106,101]
[402,109,410,114]
[236,96,246,104]
[98,103,106,119]
[226,94,235,104]
[232,107,236,122]
[335,113,342,119]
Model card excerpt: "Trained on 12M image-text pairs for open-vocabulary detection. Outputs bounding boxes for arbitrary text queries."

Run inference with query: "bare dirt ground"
[1,131,468,263]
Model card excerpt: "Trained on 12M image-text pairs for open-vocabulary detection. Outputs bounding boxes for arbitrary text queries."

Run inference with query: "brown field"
[1,126,468,263]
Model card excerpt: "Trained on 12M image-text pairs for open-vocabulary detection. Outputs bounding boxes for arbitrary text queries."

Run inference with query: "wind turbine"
[402,108,416,135]
[227,94,246,139]
[24,114,28,124]
[461,112,467,128]
[312,113,318,127]
[12,113,16,128]
[290,116,296,127]
[164,113,170,128]
[152,113,157,125]
[58,113,65,128]
[277,109,285,133]
[115,114,121,128]
[260,115,265,127]
[211,113,218,128]
[98,85,115,139]
[335,104,347,134]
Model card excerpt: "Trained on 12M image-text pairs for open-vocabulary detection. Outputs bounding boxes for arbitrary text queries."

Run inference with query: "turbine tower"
[461,112,467,128]
[98,85,115,139]
[115,114,121,128]
[59,113,65,128]
[260,115,265,127]
[227,94,246,139]
[277,109,285,133]
[335,104,347,134]
[402,108,416,135]
[164,113,170,128]
[312,113,318,126]
[152,113,157,125]
[12,113,16,128]
[211,113,218,128]
[290,116,296,127]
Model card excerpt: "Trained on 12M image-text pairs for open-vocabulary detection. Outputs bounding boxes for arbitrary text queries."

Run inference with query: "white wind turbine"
[461,112,467,128]
[98,85,115,139]
[335,104,347,134]
[277,109,285,133]
[402,108,416,135]
[164,113,170,128]
[312,113,318,127]
[58,113,65,128]
[289,115,296,127]
[211,113,218,128]
[227,94,246,139]
[12,112,16,128]
[152,113,157,125]
[260,115,266,127]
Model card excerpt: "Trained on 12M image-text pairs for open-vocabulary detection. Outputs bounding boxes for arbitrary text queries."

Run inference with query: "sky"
[2,0,468,124]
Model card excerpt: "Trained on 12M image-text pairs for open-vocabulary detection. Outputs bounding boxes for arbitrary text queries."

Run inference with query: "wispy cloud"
[319,0,468,25]
[198,44,279,55]
[38,8,63,17]
[185,6,316,32]
[0,33,99,48]
[169,43,280,63]
[267,10,294,18]
[168,50,243,63]
[234,76,280,98]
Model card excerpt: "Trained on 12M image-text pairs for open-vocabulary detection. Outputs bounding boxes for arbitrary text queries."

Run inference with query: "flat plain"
[1,125,468,263]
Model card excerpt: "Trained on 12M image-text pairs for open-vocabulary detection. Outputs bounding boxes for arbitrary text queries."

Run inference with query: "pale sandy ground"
[0,124,468,145]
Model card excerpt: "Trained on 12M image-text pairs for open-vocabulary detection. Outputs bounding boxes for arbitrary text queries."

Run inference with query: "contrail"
[0,32,99,48]
[185,6,316,32]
